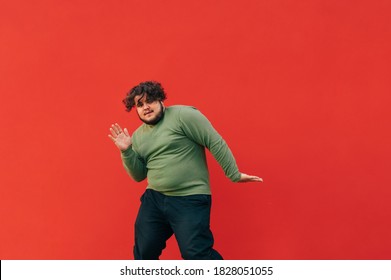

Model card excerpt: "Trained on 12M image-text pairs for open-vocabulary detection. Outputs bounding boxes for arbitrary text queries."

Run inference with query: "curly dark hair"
[122,81,167,112]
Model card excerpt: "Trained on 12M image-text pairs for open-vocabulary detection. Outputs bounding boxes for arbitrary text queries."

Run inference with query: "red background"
[1,0,390,259]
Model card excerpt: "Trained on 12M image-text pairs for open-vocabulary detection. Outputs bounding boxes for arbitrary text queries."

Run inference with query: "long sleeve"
[178,107,241,182]
[121,146,147,182]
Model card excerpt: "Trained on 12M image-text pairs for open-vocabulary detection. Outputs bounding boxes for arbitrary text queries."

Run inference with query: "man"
[108,81,263,260]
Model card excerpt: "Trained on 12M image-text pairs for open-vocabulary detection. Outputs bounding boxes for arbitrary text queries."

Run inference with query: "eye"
[137,102,143,107]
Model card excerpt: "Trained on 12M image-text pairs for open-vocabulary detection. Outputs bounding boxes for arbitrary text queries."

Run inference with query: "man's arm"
[121,148,147,182]
[178,107,263,183]
[108,123,147,182]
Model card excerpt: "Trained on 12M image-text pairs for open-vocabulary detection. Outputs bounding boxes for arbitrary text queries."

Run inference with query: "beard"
[138,102,165,125]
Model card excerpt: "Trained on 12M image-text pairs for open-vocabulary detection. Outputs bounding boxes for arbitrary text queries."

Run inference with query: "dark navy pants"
[133,189,223,260]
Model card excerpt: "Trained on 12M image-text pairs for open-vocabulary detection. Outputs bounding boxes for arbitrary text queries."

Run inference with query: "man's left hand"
[238,173,263,183]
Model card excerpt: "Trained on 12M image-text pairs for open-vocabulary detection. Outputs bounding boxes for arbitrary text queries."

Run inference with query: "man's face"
[134,94,165,125]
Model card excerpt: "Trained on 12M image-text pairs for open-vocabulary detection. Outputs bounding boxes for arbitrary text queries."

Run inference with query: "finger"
[247,174,261,179]
[253,177,263,182]
[111,124,121,135]
[108,134,116,142]
[109,127,119,137]
[124,128,130,137]
[110,124,117,135]
[115,123,123,134]
[250,176,263,182]
[112,124,123,136]
[241,174,263,183]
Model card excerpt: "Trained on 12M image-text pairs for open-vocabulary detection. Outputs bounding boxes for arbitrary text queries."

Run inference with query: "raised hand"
[108,123,132,151]
[238,173,263,183]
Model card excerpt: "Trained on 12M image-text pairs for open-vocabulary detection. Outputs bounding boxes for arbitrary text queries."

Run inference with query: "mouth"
[144,111,153,116]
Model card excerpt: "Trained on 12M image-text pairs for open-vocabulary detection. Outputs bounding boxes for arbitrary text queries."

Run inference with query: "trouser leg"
[167,194,223,260]
[133,190,173,260]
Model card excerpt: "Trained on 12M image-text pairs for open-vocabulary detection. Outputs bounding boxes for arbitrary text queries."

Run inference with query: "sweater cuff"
[231,171,242,182]
[120,146,133,157]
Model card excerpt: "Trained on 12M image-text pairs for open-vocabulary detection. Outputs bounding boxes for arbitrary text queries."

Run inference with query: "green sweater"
[121,105,241,196]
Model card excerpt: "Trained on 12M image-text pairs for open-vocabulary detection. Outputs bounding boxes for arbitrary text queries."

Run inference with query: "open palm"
[108,123,132,151]
[238,173,263,183]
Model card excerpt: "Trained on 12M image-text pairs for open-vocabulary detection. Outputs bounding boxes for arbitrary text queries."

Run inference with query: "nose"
[142,103,150,110]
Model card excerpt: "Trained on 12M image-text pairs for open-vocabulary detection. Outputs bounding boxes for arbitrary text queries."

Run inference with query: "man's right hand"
[108,123,132,151]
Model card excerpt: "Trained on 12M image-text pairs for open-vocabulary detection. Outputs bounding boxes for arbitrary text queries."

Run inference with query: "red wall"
[1,0,390,259]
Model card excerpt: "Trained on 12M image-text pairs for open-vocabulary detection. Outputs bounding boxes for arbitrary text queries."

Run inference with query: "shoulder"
[166,105,197,112]
[166,105,202,116]
[164,105,201,120]
[168,105,212,128]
